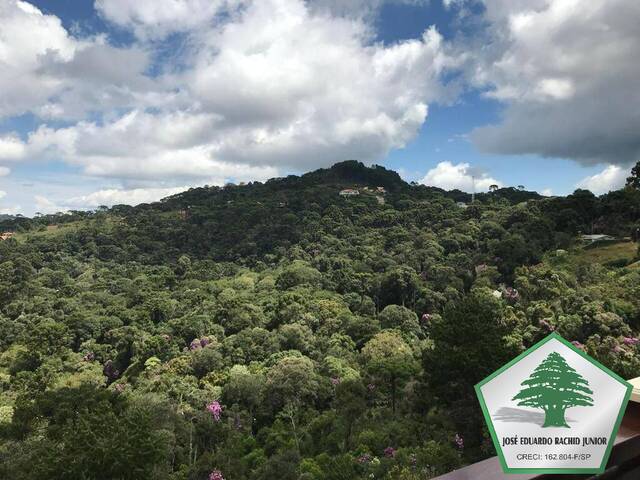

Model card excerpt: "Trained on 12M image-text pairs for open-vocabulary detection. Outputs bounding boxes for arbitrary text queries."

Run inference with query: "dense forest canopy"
[0,160,639,480]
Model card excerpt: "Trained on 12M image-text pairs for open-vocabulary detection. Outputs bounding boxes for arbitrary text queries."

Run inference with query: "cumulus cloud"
[0,134,26,161]
[0,1,155,121]
[34,195,68,215]
[0,205,21,215]
[64,186,191,208]
[308,0,429,19]
[465,0,640,166]
[95,0,244,39]
[419,161,502,191]
[577,165,629,195]
[14,0,455,185]
[95,0,430,36]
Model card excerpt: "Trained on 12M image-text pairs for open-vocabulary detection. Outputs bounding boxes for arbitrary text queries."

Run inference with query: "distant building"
[339,189,360,197]
[376,186,386,194]
[581,234,615,243]
[456,202,468,209]
[0,232,15,241]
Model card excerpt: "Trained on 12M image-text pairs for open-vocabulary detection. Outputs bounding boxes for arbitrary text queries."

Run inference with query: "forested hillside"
[1,161,639,480]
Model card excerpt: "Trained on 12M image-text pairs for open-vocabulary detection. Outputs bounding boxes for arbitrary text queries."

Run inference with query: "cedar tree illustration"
[512,352,594,427]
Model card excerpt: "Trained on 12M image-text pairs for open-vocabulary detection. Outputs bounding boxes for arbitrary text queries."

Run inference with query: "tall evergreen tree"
[627,161,640,189]
[513,352,594,428]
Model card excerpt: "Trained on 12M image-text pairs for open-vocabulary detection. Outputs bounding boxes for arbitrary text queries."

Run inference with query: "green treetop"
[512,352,594,428]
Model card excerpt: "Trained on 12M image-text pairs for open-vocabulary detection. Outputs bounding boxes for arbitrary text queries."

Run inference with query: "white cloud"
[0,134,27,161]
[15,0,455,184]
[96,0,430,36]
[309,0,429,18]
[34,195,68,215]
[95,0,243,39]
[0,1,155,121]
[419,161,502,191]
[465,0,640,166]
[0,189,20,215]
[541,188,553,196]
[64,186,191,208]
[577,165,628,195]
[0,0,75,118]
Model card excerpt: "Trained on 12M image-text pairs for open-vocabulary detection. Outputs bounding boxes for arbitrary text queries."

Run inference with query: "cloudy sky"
[0,0,638,215]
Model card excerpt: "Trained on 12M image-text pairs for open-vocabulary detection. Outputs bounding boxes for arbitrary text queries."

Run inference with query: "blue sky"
[0,0,637,215]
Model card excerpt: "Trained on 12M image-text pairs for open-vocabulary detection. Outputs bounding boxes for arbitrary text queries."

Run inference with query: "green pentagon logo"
[476,332,632,474]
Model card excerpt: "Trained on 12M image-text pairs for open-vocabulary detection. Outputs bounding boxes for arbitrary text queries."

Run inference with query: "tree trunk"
[543,405,569,428]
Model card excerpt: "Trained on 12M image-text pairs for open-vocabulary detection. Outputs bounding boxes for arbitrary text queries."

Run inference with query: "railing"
[433,379,640,480]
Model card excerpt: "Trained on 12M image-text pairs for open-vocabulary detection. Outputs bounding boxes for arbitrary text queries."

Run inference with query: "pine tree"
[627,161,640,189]
[512,352,594,428]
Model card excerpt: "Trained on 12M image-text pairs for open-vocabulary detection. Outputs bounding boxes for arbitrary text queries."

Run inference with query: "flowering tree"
[209,470,224,480]
[206,401,223,422]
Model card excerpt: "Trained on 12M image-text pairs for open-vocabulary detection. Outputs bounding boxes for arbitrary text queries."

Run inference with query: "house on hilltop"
[339,189,359,197]
[0,232,15,241]
[581,234,615,243]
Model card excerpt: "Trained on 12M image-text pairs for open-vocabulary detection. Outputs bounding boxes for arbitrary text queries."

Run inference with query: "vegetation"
[0,161,639,479]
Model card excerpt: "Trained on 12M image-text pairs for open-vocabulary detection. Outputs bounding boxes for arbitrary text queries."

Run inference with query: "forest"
[0,160,639,480]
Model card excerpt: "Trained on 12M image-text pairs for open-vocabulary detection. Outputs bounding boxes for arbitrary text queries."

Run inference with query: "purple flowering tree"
[209,470,224,480]
[206,401,223,421]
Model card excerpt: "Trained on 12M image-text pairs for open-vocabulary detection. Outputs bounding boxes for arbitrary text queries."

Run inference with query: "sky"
[0,0,639,216]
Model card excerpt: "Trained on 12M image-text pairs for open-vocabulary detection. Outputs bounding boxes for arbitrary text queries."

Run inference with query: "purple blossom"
[454,433,464,450]
[613,345,624,354]
[103,360,120,380]
[190,338,202,350]
[82,352,95,362]
[367,383,376,391]
[357,453,372,464]
[200,337,211,348]
[539,319,555,332]
[209,470,224,480]
[206,401,223,421]
[384,447,396,458]
[330,377,341,386]
[421,313,432,323]
[571,341,585,350]
[623,337,639,346]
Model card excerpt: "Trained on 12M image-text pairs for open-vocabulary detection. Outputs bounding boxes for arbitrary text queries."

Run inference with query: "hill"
[0,162,639,479]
